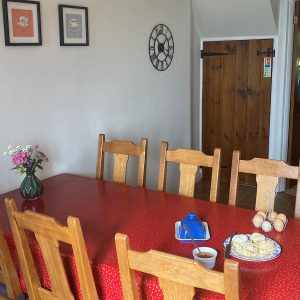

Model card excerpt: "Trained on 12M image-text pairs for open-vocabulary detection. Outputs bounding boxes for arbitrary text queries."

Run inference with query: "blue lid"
[180,212,205,239]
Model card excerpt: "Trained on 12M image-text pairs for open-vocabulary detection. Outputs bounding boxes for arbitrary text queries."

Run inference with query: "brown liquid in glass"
[196,252,213,259]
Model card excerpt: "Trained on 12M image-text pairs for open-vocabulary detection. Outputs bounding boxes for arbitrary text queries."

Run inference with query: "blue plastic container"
[180,212,205,239]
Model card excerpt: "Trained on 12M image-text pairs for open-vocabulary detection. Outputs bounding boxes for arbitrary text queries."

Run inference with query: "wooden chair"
[115,233,240,300]
[0,223,23,300]
[4,198,99,300]
[157,141,221,201]
[96,134,148,187]
[229,150,300,218]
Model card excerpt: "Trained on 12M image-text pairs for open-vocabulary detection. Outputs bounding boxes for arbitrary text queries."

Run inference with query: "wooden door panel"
[234,40,249,183]
[244,40,262,184]
[221,41,236,179]
[259,39,273,157]
[245,40,261,161]
[202,39,273,185]
[210,42,223,151]
[202,42,211,156]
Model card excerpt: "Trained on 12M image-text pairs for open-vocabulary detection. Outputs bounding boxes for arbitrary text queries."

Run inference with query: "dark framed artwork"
[2,0,42,46]
[58,5,89,46]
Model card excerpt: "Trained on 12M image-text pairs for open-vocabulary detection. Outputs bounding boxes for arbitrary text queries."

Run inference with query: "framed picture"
[58,5,89,46]
[2,0,42,46]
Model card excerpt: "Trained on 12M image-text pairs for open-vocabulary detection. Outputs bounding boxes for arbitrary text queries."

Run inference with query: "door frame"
[198,0,295,191]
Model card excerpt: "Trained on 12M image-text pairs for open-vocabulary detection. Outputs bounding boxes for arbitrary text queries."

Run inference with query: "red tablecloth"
[1,173,300,299]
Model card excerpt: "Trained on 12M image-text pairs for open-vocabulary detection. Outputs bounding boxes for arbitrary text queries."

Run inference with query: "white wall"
[193,0,277,38]
[191,0,201,149]
[270,0,281,28]
[0,0,191,193]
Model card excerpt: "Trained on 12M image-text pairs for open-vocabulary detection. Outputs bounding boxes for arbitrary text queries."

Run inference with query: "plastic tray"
[175,221,210,241]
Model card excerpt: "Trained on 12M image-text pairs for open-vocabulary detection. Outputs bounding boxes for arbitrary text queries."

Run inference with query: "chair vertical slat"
[295,160,300,218]
[113,153,129,183]
[68,217,98,300]
[158,278,195,299]
[137,138,147,188]
[255,175,278,212]
[115,234,138,300]
[5,199,41,300]
[157,141,168,192]
[34,234,73,299]
[96,134,105,180]
[224,259,241,300]
[210,148,221,202]
[179,164,198,197]
[0,224,23,299]
[229,150,240,206]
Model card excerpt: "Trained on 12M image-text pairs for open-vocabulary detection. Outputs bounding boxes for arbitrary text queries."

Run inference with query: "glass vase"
[20,173,44,200]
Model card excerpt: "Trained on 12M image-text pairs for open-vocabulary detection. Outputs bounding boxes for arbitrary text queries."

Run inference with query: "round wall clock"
[149,24,174,71]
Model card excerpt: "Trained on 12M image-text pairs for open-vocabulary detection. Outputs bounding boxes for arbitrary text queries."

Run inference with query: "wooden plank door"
[288,1,300,189]
[202,39,273,184]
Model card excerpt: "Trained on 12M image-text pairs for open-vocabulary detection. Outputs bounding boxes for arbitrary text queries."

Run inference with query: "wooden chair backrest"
[0,223,22,299]
[229,150,300,217]
[157,141,221,201]
[96,134,148,187]
[4,198,98,300]
[115,233,240,300]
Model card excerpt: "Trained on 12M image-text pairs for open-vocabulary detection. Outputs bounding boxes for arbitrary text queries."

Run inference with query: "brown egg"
[277,213,287,223]
[252,214,264,228]
[268,211,278,222]
[257,211,266,219]
[261,220,272,232]
[274,218,285,232]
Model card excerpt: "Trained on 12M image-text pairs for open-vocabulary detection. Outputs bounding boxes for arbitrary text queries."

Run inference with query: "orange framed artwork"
[2,0,42,45]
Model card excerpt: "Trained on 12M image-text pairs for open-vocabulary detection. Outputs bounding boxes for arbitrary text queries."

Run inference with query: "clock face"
[149,24,174,71]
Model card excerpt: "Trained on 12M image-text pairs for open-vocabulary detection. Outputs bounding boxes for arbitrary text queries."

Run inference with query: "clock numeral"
[169,45,174,52]
[150,53,156,62]
[160,61,166,71]
[160,24,164,34]
[149,45,155,51]
[165,61,168,69]
[156,25,163,36]
[155,59,159,69]
[167,54,173,60]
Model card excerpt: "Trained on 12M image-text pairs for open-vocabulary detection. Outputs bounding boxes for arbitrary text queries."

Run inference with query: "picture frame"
[2,0,42,46]
[58,5,89,46]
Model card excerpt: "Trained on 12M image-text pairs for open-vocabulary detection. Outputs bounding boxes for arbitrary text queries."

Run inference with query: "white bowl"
[192,247,217,269]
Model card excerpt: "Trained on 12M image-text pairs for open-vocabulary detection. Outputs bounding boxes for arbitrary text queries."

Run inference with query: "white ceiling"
[192,0,278,38]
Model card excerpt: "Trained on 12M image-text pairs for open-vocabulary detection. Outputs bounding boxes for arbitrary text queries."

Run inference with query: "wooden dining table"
[1,173,300,300]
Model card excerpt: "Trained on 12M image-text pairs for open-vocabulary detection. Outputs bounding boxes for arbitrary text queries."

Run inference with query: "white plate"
[223,234,281,262]
[175,221,210,241]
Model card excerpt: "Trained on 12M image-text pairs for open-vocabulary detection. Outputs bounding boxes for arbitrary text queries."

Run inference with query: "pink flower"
[12,151,30,166]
